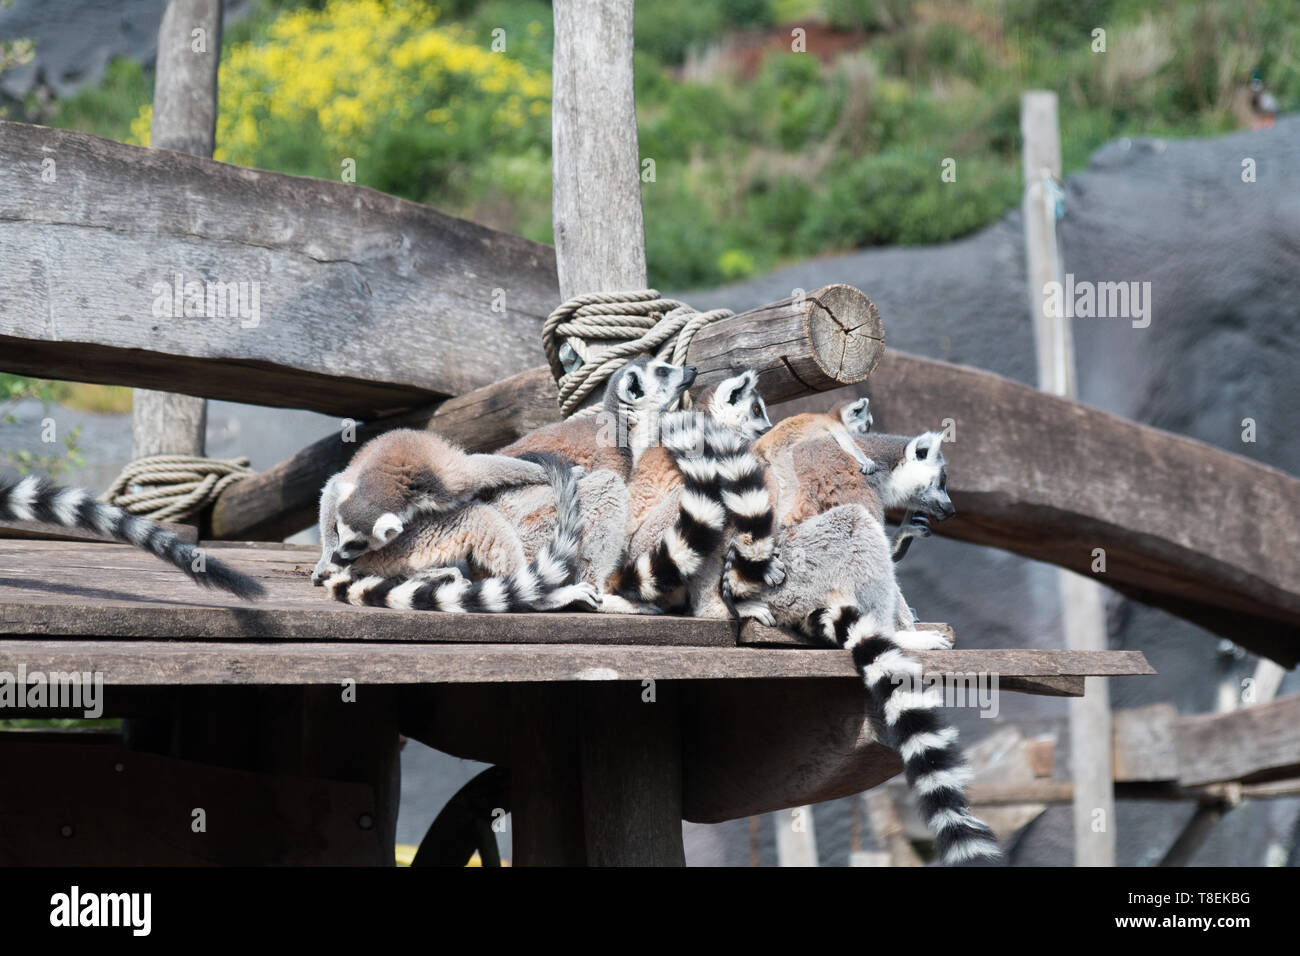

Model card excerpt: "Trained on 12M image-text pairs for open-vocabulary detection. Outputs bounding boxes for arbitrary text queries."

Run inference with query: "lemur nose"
[682,366,698,386]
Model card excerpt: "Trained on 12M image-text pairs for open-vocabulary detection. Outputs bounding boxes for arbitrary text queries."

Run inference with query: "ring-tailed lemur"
[312,429,554,584]
[499,356,698,478]
[323,450,598,613]
[750,423,1000,865]
[609,390,784,620]
[317,359,700,613]
[0,472,264,599]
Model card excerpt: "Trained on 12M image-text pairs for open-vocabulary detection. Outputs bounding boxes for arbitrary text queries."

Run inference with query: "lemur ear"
[373,512,404,543]
[842,397,872,433]
[618,367,645,403]
[722,372,749,406]
[336,480,357,502]
[910,435,932,461]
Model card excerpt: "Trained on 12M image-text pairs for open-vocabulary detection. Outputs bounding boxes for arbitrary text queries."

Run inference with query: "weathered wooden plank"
[0,637,1153,686]
[209,283,884,539]
[786,349,1300,666]
[0,518,198,544]
[1174,693,1300,787]
[0,121,559,417]
[1112,702,1180,782]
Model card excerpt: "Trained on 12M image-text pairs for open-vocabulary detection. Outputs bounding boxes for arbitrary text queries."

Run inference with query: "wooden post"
[513,0,686,866]
[772,807,819,867]
[131,0,222,461]
[1021,90,1116,867]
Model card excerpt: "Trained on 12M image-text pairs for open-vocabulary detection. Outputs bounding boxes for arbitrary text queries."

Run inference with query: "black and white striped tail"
[327,453,591,613]
[0,472,264,600]
[807,605,1002,866]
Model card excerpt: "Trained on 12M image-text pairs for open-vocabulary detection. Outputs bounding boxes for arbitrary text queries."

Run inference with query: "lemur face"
[332,480,406,565]
[616,358,697,411]
[710,370,772,440]
[898,432,955,521]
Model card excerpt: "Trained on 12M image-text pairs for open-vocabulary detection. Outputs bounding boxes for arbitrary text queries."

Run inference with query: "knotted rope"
[541,290,734,418]
[100,455,254,523]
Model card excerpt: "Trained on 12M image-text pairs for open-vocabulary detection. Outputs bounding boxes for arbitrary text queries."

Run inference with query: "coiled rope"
[100,455,254,523]
[541,290,733,418]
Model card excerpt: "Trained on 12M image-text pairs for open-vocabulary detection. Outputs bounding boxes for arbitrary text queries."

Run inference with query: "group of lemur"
[0,355,999,865]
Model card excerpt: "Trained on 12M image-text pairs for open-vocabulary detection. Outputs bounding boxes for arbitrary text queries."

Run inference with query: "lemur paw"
[537,583,601,612]
[859,458,879,476]
[736,602,776,627]
[570,464,587,480]
[892,628,953,651]
[311,561,341,586]
[908,514,933,536]
[763,552,786,588]
[596,594,663,615]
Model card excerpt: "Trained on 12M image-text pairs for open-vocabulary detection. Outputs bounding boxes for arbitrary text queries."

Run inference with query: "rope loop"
[100,455,254,523]
[541,290,733,418]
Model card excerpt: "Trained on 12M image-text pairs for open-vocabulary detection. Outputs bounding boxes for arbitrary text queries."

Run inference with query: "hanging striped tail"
[327,452,597,613]
[0,472,264,600]
[807,605,1002,866]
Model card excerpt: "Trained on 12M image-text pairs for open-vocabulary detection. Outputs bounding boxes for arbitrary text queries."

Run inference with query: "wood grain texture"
[790,349,1300,666]
[209,284,885,539]
[551,0,645,299]
[0,121,558,417]
[131,0,223,463]
[1174,693,1300,787]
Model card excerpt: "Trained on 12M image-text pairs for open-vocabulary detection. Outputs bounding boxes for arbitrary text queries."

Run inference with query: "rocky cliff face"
[0,0,250,101]
[679,117,1300,865]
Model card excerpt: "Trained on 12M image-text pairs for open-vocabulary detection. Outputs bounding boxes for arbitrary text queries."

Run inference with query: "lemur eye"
[655,366,668,379]
[751,403,762,416]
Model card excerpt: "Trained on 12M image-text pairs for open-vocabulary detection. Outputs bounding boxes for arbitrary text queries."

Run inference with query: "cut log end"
[803,284,885,386]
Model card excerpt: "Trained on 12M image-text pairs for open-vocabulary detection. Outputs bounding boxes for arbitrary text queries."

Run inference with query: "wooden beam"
[809,350,1300,666]
[1174,693,1300,787]
[1023,89,1114,869]
[0,121,558,417]
[209,283,884,539]
[130,0,224,464]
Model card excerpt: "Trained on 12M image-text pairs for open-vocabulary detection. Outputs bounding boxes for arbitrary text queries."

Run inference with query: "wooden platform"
[0,540,1153,689]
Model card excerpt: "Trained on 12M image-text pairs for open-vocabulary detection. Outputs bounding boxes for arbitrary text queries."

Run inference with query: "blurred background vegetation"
[6,0,1299,290]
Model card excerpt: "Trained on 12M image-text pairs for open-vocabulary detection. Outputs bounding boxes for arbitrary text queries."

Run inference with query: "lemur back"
[323,451,598,614]
[312,429,551,583]
[0,472,263,599]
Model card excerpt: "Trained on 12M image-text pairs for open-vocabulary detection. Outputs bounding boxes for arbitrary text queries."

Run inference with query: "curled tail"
[0,472,264,600]
[327,453,596,613]
[807,605,1002,866]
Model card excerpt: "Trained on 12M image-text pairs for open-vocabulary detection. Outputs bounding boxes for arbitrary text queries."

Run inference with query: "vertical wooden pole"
[518,0,684,866]
[132,0,222,461]
[772,806,819,867]
[1021,90,1116,867]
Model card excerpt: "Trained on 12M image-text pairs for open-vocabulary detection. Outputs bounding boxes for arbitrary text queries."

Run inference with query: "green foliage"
[37,0,1300,291]
[0,375,85,477]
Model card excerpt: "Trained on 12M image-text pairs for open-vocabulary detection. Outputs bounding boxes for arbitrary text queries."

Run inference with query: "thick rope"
[100,455,254,523]
[541,290,733,418]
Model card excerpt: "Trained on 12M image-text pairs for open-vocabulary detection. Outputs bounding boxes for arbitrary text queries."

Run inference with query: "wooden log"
[1174,693,1300,787]
[0,121,558,417]
[209,283,884,539]
[797,349,1300,667]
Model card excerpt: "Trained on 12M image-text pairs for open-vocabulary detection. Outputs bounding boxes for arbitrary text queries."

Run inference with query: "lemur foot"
[534,582,601,612]
[596,593,663,615]
[735,601,776,627]
[892,628,953,651]
[311,560,341,586]
[859,458,879,476]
